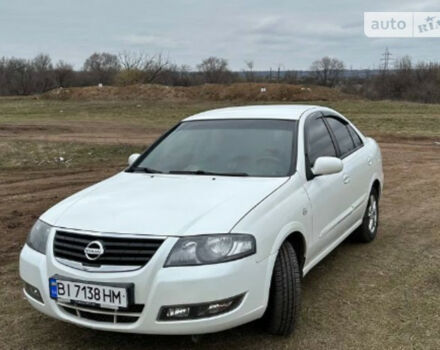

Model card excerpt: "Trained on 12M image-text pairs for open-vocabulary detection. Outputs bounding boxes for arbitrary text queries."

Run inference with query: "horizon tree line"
[1,52,439,103]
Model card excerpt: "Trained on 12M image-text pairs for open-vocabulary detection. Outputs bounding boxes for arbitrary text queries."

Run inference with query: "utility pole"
[380,47,393,71]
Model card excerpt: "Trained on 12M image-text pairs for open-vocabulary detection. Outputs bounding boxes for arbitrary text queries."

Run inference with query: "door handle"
[367,157,373,166]
[343,174,351,184]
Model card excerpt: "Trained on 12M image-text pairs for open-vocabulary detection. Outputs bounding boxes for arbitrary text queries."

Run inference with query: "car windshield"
[134,119,297,177]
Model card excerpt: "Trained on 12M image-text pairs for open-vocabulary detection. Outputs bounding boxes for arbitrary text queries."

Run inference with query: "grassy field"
[0,97,439,349]
[1,97,440,133]
[1,98,439,168]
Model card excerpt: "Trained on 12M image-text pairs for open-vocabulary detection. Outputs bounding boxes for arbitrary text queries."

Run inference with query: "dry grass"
[0,97,439,349]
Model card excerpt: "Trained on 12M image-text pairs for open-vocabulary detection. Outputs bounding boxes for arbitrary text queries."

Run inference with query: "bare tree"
[83,52,120,85]
[276,64,284,82]
[156,64,195,86]
[244,60,255,82]
[172,64,193,86]
[310,56,345,87]
[118,51,146,70]
[283,70,298,84]
[54,60,73,87]
[3,58,35,95]
[395,55,412,71]
[389,56,414,99]
[197,57,232,83]
[116,51,147,85]
[143,54,170,83]
[116,52,170,85]
[32,54,55,92]
[0,57,8,95]
[32,54,52,72]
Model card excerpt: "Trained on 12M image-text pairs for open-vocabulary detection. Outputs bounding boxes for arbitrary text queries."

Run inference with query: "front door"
[302,114,350,259]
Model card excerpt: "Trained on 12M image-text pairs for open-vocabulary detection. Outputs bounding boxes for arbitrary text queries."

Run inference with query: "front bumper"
[19,237,274,335]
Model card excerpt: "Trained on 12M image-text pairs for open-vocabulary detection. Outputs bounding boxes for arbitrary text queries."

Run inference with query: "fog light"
[158,293,245,321]
[204,300,234,316]
[165,306,191,319]
[24,282,43,303]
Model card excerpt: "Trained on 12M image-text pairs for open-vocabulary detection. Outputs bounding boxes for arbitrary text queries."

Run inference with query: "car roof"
[183,105,325,121]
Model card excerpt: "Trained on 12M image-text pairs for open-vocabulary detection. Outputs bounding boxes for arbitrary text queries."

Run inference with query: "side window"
[347,124,363,148]
[307,117,336,166]
[325,117,355,157]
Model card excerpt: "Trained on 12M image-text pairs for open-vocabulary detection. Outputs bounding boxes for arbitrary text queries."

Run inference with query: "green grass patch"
[0,98,438,171]
[0,98,229,128]
[0,98,438,138]
[324,100,440,138]
[0,140,144,169]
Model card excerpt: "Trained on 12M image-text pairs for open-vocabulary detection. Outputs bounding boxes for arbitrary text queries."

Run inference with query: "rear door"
[324,115,370,227]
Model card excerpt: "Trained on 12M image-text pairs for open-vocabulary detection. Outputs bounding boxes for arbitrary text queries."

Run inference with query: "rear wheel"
[352,188,379,243]
[263,241,301,336]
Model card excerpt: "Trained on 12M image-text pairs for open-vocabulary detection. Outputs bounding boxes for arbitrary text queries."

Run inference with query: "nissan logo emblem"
[84,240,104,261]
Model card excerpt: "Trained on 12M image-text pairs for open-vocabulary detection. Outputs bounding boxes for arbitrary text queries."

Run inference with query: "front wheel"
[262,241,301,336]
[352,188,379,243]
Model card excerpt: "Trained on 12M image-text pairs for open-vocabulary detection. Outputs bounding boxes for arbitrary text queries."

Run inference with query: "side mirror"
[128,153,140,167]
[312,156,343,176]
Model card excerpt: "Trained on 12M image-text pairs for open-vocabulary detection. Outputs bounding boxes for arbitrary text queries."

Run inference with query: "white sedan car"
[20,105,383,336]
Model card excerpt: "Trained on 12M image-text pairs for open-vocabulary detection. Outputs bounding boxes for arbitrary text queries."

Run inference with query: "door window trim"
[322,114,364,160]
[303,112,338,180]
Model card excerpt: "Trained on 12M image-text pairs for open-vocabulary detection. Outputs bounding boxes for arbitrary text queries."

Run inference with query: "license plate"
[49,277,129,308]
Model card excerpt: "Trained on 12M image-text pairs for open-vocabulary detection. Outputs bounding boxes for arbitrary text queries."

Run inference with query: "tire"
[263,241,301,336]
[352,188,379,243]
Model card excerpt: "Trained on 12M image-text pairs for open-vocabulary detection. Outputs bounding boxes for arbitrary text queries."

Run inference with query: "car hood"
[41,172,288,236]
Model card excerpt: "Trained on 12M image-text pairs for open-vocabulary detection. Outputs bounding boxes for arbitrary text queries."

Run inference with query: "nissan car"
[20,105,383,336]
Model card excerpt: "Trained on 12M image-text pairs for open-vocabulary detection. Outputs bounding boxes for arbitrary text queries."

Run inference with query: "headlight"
[164,234,256,267]
[26,220,52,254]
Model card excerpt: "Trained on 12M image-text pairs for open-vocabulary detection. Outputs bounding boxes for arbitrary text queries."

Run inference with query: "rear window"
[325,117,355,157]
[347,124,363,148]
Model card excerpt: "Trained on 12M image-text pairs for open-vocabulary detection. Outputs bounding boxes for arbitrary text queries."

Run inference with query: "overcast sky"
[1,0,439,70]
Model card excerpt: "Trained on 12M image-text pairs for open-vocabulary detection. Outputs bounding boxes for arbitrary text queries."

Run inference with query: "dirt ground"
[42,82,351,102]
[0,121,163,145]
[0,103,439,349]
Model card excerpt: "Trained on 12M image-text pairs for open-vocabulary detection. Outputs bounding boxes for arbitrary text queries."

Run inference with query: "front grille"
[59,301,144,324]
[54,230,164,270]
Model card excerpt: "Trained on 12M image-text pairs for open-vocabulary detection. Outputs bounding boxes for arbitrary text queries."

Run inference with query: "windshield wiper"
[131,166,163,174]
[168,170,249,177]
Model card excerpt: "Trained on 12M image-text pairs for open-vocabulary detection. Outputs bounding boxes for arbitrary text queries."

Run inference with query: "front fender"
[231,175,312,265]
[269,222,308,257]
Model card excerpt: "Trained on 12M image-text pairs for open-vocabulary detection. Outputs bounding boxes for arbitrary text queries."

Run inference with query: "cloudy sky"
[1,0,439,70]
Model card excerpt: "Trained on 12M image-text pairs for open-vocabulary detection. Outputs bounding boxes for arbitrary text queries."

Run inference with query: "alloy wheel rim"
[367,195,377,233]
